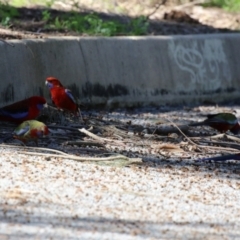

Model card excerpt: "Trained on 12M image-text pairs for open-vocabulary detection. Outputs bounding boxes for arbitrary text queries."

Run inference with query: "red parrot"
[0,96,47,124]
[45,77,64,87]
[196,153,240,162]
[189,113,240,134]
[13,120,49,145]
[45,77,79,115]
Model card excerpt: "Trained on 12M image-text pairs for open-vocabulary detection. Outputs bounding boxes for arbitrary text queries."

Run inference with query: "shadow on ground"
[0,205,239,239]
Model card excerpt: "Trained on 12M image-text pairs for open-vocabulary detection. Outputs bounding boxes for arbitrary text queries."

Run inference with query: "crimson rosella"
[13,120,49,145]
[189,113,240,134]
[0,96,47,124]
[45,77,79,115]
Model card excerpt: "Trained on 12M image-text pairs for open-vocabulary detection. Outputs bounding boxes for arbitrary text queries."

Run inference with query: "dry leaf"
[154,143,184,153]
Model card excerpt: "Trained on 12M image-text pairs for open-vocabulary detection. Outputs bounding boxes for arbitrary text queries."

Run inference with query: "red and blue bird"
[45,77,79,115]
[0,96,47,124]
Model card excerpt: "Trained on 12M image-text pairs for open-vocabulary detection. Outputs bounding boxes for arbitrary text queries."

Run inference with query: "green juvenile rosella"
[13,120,49,145]
[189,113,240,134]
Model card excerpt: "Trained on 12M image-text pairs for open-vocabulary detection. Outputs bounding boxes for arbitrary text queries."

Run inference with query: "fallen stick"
[79,128,111,142]
[197,140,240,150]
[191,134,240,143]
[0,144,69,155]
[17,151,142,163]
[65,140,105,147]
[48,125,85,132]
[79,127,126,146]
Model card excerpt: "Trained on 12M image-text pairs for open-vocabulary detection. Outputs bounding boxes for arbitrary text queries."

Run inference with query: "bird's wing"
[206,113,238,125]
[65,89,77,104]
[0,99,30,119]
[0,109,29,119]
[14,123,30,136]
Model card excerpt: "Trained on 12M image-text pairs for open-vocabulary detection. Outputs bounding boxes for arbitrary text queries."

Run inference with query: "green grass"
[43,11,149,36]
[0,0,149,36]
[0,2,19,26]
[202,0,240,11]
[8,0,53,7]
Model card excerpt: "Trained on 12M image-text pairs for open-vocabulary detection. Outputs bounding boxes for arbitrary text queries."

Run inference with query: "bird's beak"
[44,103,48,108]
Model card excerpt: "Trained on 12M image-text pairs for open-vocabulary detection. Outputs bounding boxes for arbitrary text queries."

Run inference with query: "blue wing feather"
[65,89,76,104]
[14,125,30,136]
[0,109,28,119]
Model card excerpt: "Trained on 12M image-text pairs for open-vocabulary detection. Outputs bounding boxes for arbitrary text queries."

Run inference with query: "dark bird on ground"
[189,113,240,134]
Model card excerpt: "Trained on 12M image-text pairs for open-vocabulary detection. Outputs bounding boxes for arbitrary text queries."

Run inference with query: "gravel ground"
[1,105,240,239]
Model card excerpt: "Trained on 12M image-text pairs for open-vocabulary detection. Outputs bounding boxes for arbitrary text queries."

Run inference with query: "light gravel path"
[1,105,240,239]
[0,145,240,239]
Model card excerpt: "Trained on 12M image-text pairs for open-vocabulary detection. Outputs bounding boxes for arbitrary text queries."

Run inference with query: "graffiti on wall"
[169,39,231,90]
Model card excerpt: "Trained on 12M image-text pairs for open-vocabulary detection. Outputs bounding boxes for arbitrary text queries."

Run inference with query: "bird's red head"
[45,77,63,89]
[28,96,48,110]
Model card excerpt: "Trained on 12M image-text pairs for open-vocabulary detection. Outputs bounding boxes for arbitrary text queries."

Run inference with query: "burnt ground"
[0,4,240,40]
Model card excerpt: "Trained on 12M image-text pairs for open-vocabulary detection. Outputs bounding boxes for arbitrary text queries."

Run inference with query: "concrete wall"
[1,34,240,108]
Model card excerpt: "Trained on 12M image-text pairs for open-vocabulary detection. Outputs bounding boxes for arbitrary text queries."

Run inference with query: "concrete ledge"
[1,34,240,107]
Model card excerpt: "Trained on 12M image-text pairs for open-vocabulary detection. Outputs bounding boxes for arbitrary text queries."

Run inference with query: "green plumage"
[189,113,240,134]
[205,113,238,125]
[13,120,49,145]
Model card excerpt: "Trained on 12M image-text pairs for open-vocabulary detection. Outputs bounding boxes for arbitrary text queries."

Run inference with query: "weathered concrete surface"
[0,34,240,107]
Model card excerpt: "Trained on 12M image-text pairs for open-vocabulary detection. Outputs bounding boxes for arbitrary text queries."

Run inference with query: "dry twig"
[1,142,141,163]
[164,118,240,154]
[65,140,105,147]
[79,127,126,146]
[147,0,168,18]
[0,144,69,155]
[17,151,142,163]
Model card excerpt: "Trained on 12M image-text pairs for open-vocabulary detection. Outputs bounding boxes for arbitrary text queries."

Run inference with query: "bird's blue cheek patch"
[46,82,54,89]
[37,104,44,110]
[36,131,43,137]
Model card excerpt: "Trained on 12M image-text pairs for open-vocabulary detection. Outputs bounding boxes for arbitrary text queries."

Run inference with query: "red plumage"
[45,77,79,115]
[0,96,47,124]
[45,77,64,87]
